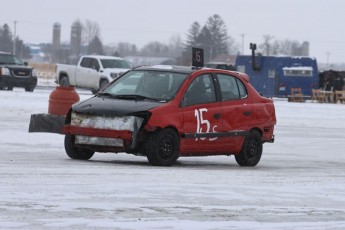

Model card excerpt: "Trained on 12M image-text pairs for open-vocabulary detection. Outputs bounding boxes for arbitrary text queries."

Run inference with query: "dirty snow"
[1,88,345,230]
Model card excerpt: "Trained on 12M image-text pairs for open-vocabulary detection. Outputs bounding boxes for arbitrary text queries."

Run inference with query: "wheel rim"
[158,135,175,160]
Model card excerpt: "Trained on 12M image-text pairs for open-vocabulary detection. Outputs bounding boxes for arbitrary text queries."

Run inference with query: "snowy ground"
[1,87,345,230]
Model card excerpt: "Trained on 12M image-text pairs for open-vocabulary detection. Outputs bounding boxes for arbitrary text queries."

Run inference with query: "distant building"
[70,21,82,63]
[29,45,44,62]
[52,22,61,63]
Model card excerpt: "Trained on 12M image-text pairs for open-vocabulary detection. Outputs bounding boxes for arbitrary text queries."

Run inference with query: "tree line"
[0,24,31,58]
[1,14,307,64]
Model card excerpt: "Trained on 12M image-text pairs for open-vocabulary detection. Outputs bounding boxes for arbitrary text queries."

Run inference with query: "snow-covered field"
[1,88,345,230]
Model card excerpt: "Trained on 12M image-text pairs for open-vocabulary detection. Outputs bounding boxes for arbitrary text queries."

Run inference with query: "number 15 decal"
[194,108,218,141]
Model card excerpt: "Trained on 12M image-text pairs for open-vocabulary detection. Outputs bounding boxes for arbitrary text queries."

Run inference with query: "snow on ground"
[0,87,345,230]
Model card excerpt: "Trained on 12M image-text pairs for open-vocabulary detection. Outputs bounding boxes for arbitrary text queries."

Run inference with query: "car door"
[76,58,100,88]
[217,73,253,152]
[181,74,223,152]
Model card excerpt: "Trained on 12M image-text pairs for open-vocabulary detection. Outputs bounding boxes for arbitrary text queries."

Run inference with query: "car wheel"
[99,79,109,91]
[7,86,13,91]
[145,128,180,166]
[25,85,35,92]
[235,130,262,167]
[60,76,70,87]
[64,134,94,160]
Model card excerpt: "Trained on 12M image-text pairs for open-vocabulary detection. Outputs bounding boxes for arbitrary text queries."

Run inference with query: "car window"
[218,74,247,101]
[0,54,24,65]
[90,59,100,70]
[80,58,92,68]
[184,74,216,106]
[102,70,188,101]
[237,78,248,99]
[100,59,130,69]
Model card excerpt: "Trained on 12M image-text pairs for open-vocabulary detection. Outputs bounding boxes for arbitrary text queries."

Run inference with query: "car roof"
[133,65,196,74]
[132,65,248,81]
[82,55,125,60]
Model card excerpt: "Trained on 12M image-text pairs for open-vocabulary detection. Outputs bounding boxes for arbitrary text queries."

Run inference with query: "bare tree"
[70,20,83,61]
[168,34,183,58]
[259,35,274,55]
[115,42,138,57]
[82,20,101,46]
[88,35,104,55]
[140,41,169,57]
[259,37,307,56]
[228,36,239,55]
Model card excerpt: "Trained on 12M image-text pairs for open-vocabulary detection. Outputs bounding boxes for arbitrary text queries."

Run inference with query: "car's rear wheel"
[235,130,262,167]
[60,76,70,87]
[64,134,94,160]
[145,128,180,166]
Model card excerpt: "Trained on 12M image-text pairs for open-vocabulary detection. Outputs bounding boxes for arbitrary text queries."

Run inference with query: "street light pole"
[13,20,17,55]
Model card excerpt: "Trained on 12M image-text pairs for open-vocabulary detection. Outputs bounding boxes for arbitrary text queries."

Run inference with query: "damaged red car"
[63,65,276,166]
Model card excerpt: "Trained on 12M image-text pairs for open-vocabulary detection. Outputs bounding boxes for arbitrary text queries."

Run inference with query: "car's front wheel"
[99,79,109,91]
[144,128,180,166]
[235,130,262,167]
[25,85,35,92]
[64,134,94,160]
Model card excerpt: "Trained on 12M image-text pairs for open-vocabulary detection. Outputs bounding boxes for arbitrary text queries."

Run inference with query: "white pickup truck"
[55,55,130,93]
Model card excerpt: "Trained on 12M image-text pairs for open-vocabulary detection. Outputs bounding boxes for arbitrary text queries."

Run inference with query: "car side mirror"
[92,66,100,71]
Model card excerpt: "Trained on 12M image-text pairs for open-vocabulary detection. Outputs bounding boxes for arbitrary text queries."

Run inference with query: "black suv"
[0,52,37,92]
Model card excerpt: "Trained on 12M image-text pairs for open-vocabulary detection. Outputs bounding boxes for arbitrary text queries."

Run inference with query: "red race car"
[63,65,276,166]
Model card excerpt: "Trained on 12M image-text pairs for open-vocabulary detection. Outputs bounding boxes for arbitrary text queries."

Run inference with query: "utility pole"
[13,20,17,55]
[240,34,245,55]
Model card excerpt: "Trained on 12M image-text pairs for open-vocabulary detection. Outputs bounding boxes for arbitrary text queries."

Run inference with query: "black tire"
[235,130,262,167]
[25,85,35,92]
[144,128,180,166]
[91,79,108,94]
[99,79,109,91]
[64,134,94,160]
[7,86,13,91]
[59,76,70,87]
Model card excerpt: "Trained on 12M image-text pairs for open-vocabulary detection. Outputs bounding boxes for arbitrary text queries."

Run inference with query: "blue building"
[235,55,319,97]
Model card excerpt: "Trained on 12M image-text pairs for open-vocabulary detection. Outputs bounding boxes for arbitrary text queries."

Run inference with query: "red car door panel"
[217,73,253,152]
[181,103,223,152]
[180,74,224,153]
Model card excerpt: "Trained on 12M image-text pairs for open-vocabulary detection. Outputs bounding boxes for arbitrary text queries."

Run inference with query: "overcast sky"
[1,0,344,63]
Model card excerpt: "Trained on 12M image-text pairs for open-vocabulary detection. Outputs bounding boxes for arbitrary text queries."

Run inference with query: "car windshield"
[100,70,188,102]
[0,54,24,65]
[100,59,131,69]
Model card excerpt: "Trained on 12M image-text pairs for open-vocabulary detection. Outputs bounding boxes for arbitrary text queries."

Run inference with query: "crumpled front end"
[64,112,144,152]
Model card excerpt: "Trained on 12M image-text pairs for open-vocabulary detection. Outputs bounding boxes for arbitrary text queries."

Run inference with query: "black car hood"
[72,96,163,116]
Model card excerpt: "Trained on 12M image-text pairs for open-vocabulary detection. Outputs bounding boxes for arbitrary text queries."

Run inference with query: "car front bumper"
[0,75,37,89]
